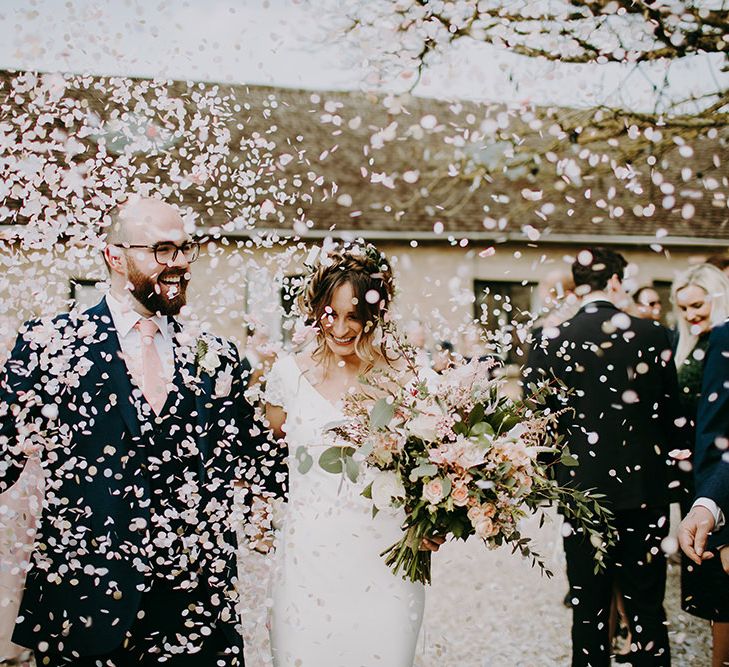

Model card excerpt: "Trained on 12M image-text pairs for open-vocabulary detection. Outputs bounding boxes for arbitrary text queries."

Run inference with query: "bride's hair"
[298,241,395,370]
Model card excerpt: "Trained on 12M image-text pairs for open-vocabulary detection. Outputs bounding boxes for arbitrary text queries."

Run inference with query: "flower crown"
[303,239,384,275]
[296,239,394,326]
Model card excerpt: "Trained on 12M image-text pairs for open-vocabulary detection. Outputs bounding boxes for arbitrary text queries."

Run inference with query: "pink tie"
[134,319,168,415]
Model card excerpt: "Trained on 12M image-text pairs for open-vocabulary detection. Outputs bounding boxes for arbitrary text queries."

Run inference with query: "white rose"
[406,413,440,442]
[457,440,488,469]
[371,471,405,510]
[422,478,446,505]
[202,349,221,373]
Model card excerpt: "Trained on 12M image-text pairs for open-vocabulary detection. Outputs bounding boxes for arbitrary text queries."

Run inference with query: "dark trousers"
[564,506,671,667]
[36,580,243,667]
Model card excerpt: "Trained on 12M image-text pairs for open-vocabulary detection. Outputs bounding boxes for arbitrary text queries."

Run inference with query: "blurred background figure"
[532,269,578,334]
[243,321,281,388]
[458,323,496,364]
[633,285,663,322]
[0,460,43,666]
[404,319,432,369]
[432,340,455,373]
[670,262,729,667]
[706,252,729,278]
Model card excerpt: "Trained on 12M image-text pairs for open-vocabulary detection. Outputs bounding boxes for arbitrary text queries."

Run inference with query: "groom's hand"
[678,505,716,565]
[721,546,729,575]
[419,535,446,552]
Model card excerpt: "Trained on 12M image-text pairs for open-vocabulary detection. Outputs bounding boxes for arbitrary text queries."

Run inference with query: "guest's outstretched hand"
[678,505,716,565]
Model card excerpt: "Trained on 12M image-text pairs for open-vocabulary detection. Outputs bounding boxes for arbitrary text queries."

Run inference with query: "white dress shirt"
[105,292,176,390]
[694,497,725,529]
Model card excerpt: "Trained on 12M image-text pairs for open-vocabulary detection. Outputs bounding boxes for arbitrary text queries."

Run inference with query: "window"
[280,274,306,344]
[474,279,537,365]
[70,279,104,311]
[652,280,674,329]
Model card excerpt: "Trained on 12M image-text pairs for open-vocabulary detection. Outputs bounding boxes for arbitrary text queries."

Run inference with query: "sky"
[0,0,725,113]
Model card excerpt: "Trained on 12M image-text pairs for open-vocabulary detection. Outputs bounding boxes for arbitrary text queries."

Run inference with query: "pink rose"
[474,517,499,539]
[482,503,496,518]
[422,479,445,505]
[450,482,470,507]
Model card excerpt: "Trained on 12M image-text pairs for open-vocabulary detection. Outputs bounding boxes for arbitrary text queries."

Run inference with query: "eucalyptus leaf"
[561,451,579,467]
[370,398,396,430]
[318,446,355,474]
[361,482,373,499]
[470,421,494,437]
[409,463,438,482]
[468,403,485,426]
[345,456,360,483]
[295,446,313,474]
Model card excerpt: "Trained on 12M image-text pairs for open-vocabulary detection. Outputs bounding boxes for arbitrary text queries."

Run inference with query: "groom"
[0,197,268,665]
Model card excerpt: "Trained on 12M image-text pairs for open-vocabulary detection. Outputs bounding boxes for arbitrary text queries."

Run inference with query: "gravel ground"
[0,495,713,666]
[237,509,713,667]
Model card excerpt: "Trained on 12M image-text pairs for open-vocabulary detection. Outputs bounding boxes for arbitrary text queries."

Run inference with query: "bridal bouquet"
[320,356,614,585]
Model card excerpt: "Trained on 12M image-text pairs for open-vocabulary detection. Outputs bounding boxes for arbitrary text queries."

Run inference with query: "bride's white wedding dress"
[265,354,425,667]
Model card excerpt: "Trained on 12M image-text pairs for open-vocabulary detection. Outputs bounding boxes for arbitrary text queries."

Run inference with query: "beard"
[127,258,189,316]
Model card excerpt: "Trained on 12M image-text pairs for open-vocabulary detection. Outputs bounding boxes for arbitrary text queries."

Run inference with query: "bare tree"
[319,0,728,223]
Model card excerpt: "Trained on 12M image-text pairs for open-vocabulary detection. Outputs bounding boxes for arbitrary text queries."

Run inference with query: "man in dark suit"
[527,247,687,667]
[0,197,273,665]
[679,319,729,575]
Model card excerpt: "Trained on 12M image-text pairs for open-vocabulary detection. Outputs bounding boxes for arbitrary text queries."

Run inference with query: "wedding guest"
[404,319,432,369]
[243,321,280,388]
[633,285,663,322]
[458,324,496,364]
[527,247,687,667]
[432,340,455,373]
[672,265,729,667]
[0,196,276,665]
[706,252,729,278]
[532,269,578,332]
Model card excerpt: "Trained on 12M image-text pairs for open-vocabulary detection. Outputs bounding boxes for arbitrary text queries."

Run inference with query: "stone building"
[1,69,727,362]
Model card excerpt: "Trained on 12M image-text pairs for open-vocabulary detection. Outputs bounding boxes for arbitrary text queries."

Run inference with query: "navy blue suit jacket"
[0,299,272,655]
[526,300,689,511]
[695,320,729,548]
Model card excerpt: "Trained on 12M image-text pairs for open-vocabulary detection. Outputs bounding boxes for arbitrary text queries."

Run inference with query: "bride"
[264,242,438,667]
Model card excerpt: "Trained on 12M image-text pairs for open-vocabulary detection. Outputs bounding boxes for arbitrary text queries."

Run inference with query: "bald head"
[106,197,186,247]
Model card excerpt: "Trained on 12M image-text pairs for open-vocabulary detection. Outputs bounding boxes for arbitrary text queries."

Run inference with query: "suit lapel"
[171,320,212,479]
[85,299,142,440]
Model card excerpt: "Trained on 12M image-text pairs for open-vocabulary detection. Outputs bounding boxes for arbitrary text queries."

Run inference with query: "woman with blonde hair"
[264,241,439,667]
[671,262,729,667]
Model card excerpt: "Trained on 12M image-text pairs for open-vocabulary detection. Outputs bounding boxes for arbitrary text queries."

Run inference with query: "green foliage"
[560,448,579,467]
[318,445,356,474]
[295,446,313,474]
[370,398,396,430]
[408,462,438,482]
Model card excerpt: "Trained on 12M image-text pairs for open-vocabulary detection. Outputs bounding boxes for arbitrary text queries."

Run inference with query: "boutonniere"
[196,338,222,377]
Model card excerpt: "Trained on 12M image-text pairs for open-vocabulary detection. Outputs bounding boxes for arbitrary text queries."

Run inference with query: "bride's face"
[320,282,363,358]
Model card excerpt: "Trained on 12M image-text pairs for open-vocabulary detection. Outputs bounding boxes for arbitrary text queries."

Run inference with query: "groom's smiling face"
[107,198,193,317]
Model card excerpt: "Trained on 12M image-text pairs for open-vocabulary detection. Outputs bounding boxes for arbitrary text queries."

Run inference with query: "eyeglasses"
[116,241,200,265]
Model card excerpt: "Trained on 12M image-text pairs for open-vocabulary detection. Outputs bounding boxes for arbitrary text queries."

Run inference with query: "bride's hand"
[419,535,446,552]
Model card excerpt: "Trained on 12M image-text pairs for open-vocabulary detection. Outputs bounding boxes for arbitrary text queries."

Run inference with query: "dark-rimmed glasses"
[116,241,200,265]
